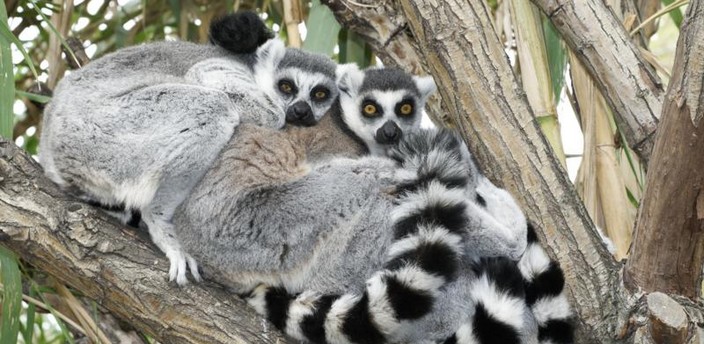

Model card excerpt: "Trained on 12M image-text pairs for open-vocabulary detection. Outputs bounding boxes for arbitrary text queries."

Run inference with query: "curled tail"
[209,11,274,54]
[519,223,573,344]
[449,257,528,344]
[447,223,574,344]
[246,130,474,344]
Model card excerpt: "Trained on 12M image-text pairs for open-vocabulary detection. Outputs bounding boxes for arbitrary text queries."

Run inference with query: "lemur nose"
[376,121,402,144]
[286,101,316,126]
[292,102,311,118]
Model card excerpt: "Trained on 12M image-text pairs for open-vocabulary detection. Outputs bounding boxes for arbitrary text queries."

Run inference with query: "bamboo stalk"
[282,0,302,47]
[508,0,567,168]
[571,54,634,260]
[573,55,601,228]
[46,0,74,89]
[54,281,112,344]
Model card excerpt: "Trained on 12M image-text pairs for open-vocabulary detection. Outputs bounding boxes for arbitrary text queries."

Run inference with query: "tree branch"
[0,140,287,344]
[528,0,663,166]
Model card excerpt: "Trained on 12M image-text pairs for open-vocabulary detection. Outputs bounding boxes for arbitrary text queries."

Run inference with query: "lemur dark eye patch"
[395,97,416,117]
[278,79,297,95]
[311,86,330,101]
[361,99,382,118]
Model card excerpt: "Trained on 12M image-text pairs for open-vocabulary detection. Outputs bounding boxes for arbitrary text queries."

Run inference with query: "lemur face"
[274,66,338,127]
[251,40,339,127]
[337,66,436,155]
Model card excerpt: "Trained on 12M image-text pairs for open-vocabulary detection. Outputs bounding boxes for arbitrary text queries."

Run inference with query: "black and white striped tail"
[448,257,529,344]
[209,11,274,54]
[519,223,573,344]
[246,129,473,344]
[446,223,574,344]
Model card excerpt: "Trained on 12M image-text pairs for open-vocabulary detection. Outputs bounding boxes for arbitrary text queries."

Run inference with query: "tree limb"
[0,140,287,344]
[528,0,663,166]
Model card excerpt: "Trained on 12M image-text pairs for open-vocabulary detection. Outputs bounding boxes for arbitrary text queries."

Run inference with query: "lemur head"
[250,39,340,127]
[210,12,340,127]
[336,65,436,155]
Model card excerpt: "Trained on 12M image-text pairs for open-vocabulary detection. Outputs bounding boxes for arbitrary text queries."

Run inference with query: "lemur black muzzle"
[375,121,402,144]
[286,101,316,127]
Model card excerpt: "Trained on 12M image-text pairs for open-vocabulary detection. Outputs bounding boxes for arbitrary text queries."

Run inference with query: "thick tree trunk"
[0,141,286,344]
[624,1,704,300]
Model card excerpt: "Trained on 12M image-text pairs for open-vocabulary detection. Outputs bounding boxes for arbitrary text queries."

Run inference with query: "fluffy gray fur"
[39,37,340,285]
[172,94,529,342]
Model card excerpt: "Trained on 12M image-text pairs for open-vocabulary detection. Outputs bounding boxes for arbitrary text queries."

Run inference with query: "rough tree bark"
[0,141,286,344]
[528,0,663,166]
[625,0,704,300]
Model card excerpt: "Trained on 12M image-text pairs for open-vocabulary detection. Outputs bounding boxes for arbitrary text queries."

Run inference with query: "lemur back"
[39,13,342,285]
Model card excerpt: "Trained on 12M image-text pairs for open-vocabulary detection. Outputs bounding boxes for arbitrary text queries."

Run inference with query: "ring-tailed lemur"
[172,64,535,342]
[39,16,343,285]
[336,65,436,156]
[208,11,339,126]
[172,55,572,341]
[207,16,437,147]
[334,64,574,343]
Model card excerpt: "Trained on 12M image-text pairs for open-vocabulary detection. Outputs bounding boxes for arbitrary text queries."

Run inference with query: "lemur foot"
[166,248,202,285]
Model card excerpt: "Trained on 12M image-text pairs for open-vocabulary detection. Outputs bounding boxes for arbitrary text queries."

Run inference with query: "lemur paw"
[166,248,202,285]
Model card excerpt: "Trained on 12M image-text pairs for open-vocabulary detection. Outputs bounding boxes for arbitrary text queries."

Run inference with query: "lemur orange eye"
[363,104,377,116]
[315,91,327,99]
[400,103,413,115]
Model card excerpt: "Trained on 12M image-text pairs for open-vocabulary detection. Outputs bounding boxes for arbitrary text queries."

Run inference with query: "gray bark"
[624,0,704,300]
[528,0,663,166]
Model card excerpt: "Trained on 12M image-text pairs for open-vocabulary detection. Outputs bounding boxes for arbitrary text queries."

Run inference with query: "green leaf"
[0,246,22,344]
[16,90,51,103]
[21,287,37,343]
[0,0,14,140]
[661,0,683,28]
[0,17,39,79]
[542,16,566,103]
[338,29,373,67]
[23,135,39,155]
[625,187,640,208]
[617,127,644,190]
[302,0,340,55]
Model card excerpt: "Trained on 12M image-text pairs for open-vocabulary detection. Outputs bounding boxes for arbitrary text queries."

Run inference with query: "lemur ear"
[255,38,286,68]
[413,75,437,103]
[336,63,364,95]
